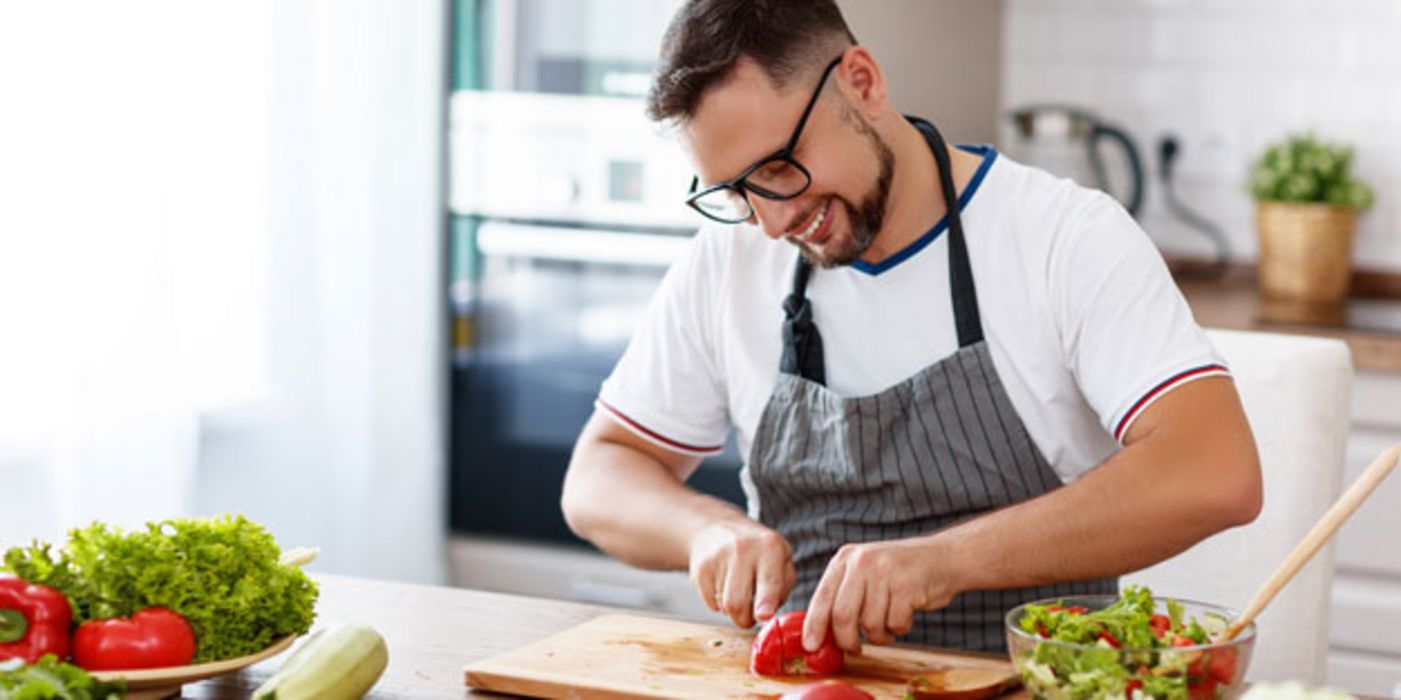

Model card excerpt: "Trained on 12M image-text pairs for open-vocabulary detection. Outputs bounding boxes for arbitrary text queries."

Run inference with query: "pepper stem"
[0,609,27,643]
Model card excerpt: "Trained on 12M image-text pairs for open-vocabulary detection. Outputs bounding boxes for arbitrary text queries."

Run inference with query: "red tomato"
[781,679,875,700]
[1208,647,1238,684]
[1125,678,1144,698]
[1188,675,1219,700]
[1097,631,1122,648]
[1149,614,1171,638]
[750,611,844,676]
[73,607,197,671]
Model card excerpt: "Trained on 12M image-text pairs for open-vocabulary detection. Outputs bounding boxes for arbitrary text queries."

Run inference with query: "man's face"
[684,57,895,268]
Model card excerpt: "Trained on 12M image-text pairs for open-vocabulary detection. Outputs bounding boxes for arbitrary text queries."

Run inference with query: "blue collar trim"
[849,144,997,276]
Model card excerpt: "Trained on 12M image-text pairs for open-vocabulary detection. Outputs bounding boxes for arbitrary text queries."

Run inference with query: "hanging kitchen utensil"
[1005,105,1145,218]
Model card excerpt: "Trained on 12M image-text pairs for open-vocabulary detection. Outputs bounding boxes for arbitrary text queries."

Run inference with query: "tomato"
[1097,631,1122,648]
[73,607,197,671]
[1125,678,1144,699]
[781,679,875,700]
[1208,647,1238,684]
[750,611,844,676]
[1188,674,1218,700]
[1149,614,1171,638]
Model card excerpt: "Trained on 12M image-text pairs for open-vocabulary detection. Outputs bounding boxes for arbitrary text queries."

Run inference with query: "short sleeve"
[597,226,731,456]
[1048,193,1229,444]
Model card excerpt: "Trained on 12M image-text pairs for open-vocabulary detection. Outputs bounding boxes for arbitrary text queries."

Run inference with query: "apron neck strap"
[912,117,984,347]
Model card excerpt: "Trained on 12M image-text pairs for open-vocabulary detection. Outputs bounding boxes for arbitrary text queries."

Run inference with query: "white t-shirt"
[598,145,1227,484]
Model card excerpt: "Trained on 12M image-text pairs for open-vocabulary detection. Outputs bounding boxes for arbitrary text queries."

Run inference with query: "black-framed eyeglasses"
[685,55,844,224]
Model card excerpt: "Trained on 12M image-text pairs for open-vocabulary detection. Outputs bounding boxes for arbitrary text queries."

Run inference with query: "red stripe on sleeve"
[1114,364,1230,442]
[595,399,725,456]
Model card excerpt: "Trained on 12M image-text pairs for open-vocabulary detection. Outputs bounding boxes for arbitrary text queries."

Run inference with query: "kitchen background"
[0,0,1397,695]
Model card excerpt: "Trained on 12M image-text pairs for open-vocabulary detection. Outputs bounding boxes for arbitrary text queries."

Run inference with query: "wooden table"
[184,573,1024,699]
[187,574,615,698]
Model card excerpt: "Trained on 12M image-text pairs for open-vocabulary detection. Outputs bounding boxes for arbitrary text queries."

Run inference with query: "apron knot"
[780,293,826,386]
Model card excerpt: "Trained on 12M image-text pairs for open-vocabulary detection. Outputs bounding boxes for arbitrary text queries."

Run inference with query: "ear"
[836,46,888,119]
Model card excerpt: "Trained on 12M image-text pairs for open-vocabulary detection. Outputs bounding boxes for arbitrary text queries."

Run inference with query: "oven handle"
[476,221,692,268]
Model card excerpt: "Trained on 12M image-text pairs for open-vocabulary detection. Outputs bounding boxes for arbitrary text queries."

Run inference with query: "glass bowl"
[1005,594,1256,700]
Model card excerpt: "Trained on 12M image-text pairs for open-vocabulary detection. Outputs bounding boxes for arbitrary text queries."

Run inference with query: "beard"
[793,113,896,269]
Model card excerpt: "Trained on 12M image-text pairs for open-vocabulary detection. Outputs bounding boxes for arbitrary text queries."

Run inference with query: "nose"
[749,196,808,241]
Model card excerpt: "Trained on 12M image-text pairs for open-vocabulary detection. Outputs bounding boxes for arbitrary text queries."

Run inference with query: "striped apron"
[746,118,1117,652]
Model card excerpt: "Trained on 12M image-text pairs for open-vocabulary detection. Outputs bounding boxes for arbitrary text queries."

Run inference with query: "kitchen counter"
[186,573,613,698]
[1175,270,1401,373]
[184,573,1027,699]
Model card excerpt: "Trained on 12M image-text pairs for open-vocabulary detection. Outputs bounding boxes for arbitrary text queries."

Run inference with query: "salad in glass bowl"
[1005,586,1255,700]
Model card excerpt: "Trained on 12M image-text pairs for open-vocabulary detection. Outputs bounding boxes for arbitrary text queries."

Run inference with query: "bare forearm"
[561,438,749,571]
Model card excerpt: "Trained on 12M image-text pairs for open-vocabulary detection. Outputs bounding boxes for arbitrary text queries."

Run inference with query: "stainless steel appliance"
[447,90,745,546]
[1004,104,1146,218]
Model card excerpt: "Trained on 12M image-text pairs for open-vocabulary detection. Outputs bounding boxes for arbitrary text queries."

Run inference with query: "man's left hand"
[801,536,957,654]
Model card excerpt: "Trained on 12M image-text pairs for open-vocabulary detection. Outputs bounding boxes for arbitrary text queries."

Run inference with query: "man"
[561,0,1261,655]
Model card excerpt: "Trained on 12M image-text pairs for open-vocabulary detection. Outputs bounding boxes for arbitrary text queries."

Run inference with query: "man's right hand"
[688,520,796,629]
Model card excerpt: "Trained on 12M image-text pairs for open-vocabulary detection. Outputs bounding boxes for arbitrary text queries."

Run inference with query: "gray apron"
[746,118,1117,652]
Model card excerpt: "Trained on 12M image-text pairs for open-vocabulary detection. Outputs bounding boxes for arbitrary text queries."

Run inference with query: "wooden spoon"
[1221,442,1401,641]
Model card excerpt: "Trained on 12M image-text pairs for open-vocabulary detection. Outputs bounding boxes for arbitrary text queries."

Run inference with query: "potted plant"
[1249,133,1375,306]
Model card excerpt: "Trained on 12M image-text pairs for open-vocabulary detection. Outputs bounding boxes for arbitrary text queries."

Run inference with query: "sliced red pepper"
[0,578,72,664]
[73,607,197,671]
[1097,631,1122,648]
[1125,678,1144,698]
[750,611,843,677]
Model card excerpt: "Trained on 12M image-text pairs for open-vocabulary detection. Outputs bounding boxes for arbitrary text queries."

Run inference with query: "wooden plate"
[90,635,296,700]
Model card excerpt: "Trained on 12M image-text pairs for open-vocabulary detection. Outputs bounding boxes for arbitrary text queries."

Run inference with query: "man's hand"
[688,520,797,629]
[801,536,957,654]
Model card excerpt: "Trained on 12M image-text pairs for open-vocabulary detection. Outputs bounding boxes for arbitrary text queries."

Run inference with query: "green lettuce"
[3,515,318,663]
[0,656,124,700]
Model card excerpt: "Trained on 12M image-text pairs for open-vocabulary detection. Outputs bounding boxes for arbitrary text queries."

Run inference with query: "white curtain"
[0,0,448,584]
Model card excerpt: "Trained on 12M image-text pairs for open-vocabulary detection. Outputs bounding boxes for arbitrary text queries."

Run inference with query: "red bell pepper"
[0,578,72,663]
[750,611,844,676]
[73,607,196,671]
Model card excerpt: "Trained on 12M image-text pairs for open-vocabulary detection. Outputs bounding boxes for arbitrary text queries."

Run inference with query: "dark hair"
[646,0,857,123]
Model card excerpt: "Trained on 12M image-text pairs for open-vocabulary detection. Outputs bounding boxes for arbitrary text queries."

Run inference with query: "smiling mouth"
[790,196,832,244]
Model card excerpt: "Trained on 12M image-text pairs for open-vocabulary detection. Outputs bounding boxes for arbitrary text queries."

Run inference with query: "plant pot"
[1255,201,1357,305]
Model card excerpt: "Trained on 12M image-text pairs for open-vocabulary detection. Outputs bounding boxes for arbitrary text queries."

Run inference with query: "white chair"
[1125,328,1353,685]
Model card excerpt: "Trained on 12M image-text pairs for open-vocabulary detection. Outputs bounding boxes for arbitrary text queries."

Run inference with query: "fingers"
[689,556,722,612]
[861,582,894,646]
[752,554,795,623]
[803,556,843,653]
[828,561,866,653]
[721,556,757,628]
[886,591,915,638]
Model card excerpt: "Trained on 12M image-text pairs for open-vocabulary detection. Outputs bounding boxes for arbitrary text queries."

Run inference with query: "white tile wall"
[1001,0,1401,271]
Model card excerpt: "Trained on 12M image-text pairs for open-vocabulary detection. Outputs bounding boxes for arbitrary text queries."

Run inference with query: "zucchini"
[253,623,388,700]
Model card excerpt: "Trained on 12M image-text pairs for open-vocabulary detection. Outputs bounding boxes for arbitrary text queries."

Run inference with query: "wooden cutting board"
[464,613,1021,699]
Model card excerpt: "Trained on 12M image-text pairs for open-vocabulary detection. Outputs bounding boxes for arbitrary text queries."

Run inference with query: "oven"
[446,90,746,548]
